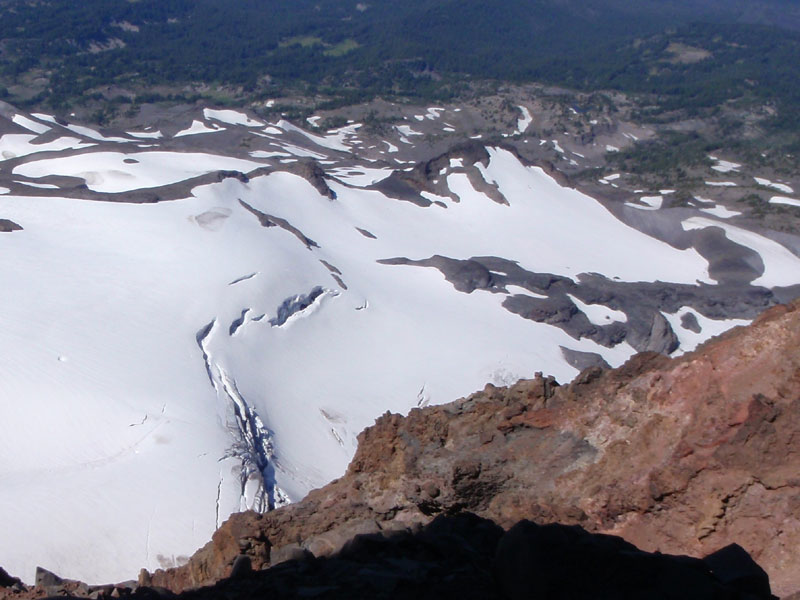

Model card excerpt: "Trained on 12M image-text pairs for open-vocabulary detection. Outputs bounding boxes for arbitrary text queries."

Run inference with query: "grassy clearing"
[324,39,360,57]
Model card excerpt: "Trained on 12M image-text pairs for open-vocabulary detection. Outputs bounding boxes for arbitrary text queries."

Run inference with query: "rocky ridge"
[3,299,800,598]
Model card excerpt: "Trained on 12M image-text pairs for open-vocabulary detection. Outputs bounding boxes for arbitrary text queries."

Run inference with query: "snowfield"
[0,104,798,586]
[13,152,263,193]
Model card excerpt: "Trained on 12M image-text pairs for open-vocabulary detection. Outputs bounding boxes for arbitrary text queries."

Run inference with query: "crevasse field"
[0,103,797,583]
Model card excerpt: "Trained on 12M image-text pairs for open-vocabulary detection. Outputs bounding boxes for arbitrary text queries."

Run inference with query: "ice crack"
[196,320,217,386]
[269,287,323,326]
[229,308,250,336]
[197,320,290,515]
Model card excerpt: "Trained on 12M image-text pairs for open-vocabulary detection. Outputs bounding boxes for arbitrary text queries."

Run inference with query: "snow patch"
[699,204,742,218]
[711,159,740,173]
[567,294,627,325]
[175,121,223,137]
[249,150,292,159]
[127,130,163,140]
[276,119,355,153]
[755,177,793,194]
[662,307,749,356]
[516,106,532,133]
[65,124,129,143]
[11,114,51,134]
[328,167,392,187]
[395,125,423,137]
[626,196,663,211]
[204,109,265,128]
[770,196,800,208]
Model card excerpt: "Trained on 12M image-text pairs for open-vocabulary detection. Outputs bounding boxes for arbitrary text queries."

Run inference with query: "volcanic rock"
[98,515,774,600]
[286,160,336,200]
[0,568,20,588]
[146,299,800,596]
[0,219,22,232]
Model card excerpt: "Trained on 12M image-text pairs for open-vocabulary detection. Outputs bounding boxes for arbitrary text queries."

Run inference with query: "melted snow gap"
[269,286,336,327]
[229,309,250,336]
[196,319,290,516]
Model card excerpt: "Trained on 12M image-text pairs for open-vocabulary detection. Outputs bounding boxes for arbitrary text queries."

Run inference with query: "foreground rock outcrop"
[3,299,800,598]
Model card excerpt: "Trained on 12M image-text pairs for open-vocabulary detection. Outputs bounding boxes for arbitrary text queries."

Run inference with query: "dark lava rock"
[643,311,680,354]
[0,567,21,588]
[287,160,336,200]
[371,172,432,207]
[0,219,22,232]
[377,256,494,293]
[35,566,63,588]
[560,347,611,371]
[681,311,702,333]
[216,170,249,183]
[239,200,319,249]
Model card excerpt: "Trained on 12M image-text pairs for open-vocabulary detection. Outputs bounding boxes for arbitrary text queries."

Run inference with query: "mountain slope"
[0,99,798,584]
[136,298,800,598]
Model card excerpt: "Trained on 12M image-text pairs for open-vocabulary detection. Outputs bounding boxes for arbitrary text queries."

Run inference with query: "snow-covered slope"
[0,102,798,584]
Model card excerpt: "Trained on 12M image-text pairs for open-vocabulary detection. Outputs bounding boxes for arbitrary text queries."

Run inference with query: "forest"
[0,0,798,141]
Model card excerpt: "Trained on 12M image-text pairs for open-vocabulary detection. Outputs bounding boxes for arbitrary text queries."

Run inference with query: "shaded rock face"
[171,516,774,600]
[0,567,21,588]
[137,299,800,597]
[4,517,773,600]
[0,219,22,232]
[495,522,772,600]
